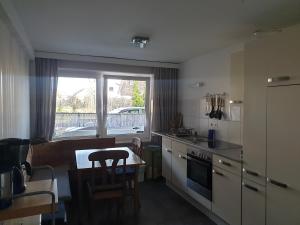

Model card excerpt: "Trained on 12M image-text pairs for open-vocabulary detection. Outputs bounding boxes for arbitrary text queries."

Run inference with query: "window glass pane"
[54,77,97,138]
[106,79,146,135]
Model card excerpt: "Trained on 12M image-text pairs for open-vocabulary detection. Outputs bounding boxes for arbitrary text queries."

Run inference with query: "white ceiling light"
[131,36,150,48]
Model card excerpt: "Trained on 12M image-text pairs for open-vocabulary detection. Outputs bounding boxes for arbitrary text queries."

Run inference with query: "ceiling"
[11,0,300,63]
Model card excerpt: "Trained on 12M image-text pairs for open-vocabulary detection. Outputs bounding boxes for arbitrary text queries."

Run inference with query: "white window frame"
[101,73,152,143]
[54,72,99,140]
[55,68,153,143]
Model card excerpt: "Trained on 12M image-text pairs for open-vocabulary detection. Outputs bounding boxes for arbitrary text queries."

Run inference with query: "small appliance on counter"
[0,142,14,209]
[0,168,13,210]
[0,138,30,208]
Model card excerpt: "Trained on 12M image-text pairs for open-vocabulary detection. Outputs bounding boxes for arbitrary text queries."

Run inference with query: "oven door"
[187,154,212,200]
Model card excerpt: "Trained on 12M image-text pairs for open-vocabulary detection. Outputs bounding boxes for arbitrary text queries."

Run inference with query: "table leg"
[77,170,83,225]
[134,166,141,213]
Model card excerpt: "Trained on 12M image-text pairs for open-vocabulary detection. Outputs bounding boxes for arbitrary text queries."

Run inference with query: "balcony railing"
[54,112,145,138]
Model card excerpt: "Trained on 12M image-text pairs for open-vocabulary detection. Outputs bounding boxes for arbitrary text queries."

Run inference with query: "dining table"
[75,146,146,223]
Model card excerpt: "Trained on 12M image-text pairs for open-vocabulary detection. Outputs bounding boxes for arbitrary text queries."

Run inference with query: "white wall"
[0,14,30,139]
[179,44,244,144]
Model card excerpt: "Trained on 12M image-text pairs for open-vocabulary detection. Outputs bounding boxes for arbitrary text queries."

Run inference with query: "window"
[54,71,152,142]
[54,77,97,139]
[103,76,150,140]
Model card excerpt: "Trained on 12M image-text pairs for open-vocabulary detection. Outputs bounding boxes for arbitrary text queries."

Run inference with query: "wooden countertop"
[0,179,58,221]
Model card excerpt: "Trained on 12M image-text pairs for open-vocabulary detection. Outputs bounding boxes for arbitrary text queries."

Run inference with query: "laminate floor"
[121,180,216,225]
[68,180,216,225]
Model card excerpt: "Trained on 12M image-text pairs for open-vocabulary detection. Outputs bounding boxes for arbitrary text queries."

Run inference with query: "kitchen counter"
[152,131,243,162]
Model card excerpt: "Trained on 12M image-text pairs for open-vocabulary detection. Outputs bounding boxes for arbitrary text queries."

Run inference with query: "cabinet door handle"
[267,76,290,83]
[166,149,172,154]
[213,169,224,176]
[243,168,259,177]
[218,159,232,167]
[267,178,288,189]
[179,154,187,160]
[242,182,259,192]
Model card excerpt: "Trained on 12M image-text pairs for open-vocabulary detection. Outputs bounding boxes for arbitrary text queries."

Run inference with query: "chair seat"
[116,167,136,175]
[93,183,124,192]
[92,189,124,200]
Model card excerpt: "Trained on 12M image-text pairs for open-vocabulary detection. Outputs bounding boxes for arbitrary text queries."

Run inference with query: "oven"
[187,147,212,201]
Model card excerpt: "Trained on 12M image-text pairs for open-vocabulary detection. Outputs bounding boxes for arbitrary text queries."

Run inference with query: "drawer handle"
[218,159,232,167]
[165,149,172,153]
[179,154,187,160]
[267,76,290,83]
[242,182,259,192]
[243,168,259,177]
[267,178,288,189]
[213,169,224,176]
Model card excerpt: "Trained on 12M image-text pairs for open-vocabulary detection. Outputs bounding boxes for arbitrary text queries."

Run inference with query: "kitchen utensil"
[217,97,224,120]
[209,96,216,118]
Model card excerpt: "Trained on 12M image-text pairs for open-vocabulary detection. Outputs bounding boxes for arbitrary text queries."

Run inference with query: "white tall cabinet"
[243,24,300,225]
[266,85,300,225]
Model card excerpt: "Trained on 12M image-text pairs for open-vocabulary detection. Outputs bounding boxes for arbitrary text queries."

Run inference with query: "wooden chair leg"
[89,199,95,225]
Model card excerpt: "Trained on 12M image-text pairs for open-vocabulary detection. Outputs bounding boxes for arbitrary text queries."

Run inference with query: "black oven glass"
[187,153,212,200]
[188,159,211,189]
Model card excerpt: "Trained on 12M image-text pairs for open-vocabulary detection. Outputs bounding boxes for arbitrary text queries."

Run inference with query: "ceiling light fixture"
[131,36,150,48]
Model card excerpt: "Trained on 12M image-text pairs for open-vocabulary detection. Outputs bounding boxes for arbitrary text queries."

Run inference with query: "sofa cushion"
[30,165,72,202]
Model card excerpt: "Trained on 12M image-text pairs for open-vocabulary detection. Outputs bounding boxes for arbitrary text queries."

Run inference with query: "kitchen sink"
[181,136,208,143]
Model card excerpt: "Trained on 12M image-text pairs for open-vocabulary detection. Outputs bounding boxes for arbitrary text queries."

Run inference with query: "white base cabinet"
[171,141,187,192]
[212,166,241,225]
[242,179,266,225]
[162,137,172,181]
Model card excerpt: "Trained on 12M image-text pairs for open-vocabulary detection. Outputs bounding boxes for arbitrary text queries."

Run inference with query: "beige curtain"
[30,58,58,140]
[152,67,178,132]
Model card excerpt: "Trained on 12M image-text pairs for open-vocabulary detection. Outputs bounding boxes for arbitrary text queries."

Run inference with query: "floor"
[68,180,216,225]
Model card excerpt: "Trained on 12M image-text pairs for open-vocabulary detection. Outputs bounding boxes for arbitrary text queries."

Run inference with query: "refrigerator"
[266,84,300,225]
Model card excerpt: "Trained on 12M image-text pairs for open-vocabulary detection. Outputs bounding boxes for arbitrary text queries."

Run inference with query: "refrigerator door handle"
[242,182,259,192]
[267,177,289,189]
[267,76,290,83]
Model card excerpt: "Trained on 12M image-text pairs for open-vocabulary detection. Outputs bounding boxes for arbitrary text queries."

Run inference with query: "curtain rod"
[35,51,180,69]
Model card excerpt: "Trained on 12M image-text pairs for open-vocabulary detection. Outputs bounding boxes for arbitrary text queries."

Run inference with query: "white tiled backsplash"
[178,44,244,145]
[183,98,242,145]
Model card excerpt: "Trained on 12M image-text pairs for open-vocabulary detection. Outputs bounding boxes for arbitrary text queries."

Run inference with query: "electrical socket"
[209,120,218,129]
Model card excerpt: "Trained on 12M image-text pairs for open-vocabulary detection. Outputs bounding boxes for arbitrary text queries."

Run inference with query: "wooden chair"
[132,137,143,158]
[86,150,129,224]
[124,137,144,212]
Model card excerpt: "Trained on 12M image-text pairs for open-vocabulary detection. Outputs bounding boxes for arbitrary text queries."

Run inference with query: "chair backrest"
[132,137,143,158]
[88,150,129,189]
